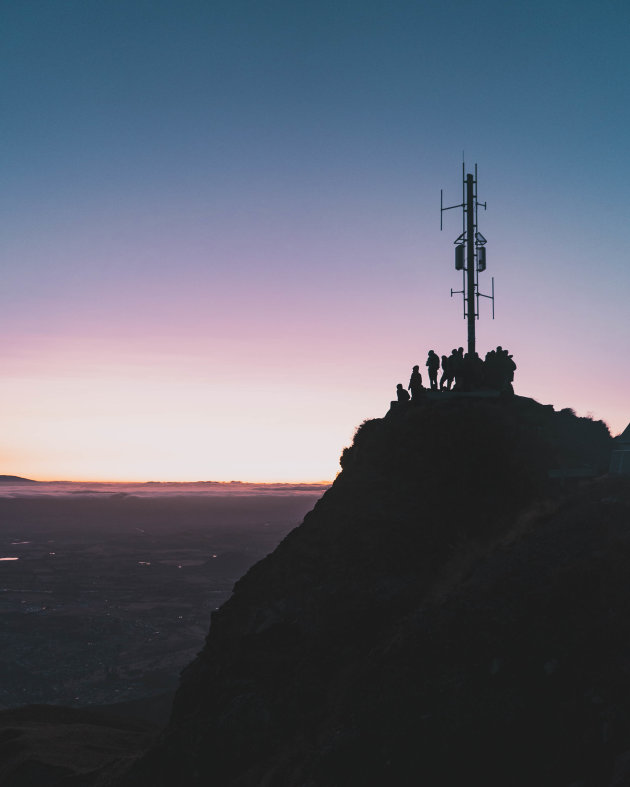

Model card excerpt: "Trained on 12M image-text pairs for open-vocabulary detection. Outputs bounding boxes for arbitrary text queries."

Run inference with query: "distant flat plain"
[0,482,326,711]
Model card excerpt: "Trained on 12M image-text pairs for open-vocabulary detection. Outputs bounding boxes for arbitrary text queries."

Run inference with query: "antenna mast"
[440,163,494,356]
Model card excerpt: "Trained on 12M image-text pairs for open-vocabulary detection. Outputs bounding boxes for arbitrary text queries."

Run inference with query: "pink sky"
[2,3,629,481]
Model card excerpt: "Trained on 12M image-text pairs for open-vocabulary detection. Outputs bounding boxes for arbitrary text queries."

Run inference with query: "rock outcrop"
[111,396,630,787]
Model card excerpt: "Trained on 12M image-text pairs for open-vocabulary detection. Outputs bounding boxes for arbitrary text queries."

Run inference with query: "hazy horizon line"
[0,476,333,486]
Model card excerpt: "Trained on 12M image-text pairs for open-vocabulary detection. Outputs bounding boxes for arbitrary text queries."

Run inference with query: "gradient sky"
[2,0,629,482]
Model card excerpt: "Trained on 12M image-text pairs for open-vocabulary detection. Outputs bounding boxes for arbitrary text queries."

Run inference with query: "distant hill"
[0,475,38,484]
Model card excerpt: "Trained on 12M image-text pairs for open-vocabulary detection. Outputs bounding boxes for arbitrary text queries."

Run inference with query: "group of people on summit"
[396,346,516,402]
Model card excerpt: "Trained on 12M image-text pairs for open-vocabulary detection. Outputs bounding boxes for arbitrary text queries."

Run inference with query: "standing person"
[495,346,510,391]
[426,350,440,391]
[448,349,459,390]
[501,349,517,394]
[408,365,424,400]
[439,354,451,390]
[452,347,465,391]
[484,349,498,389]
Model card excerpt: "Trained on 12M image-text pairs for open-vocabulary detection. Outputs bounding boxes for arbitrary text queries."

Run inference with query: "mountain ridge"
[1,395,625,786]
[110,394,626,787]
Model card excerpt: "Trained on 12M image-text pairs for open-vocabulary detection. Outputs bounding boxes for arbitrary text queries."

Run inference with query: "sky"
[1,0,629,482]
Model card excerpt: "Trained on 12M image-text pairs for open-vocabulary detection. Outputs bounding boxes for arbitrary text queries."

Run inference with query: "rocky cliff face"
[116,396,629,787]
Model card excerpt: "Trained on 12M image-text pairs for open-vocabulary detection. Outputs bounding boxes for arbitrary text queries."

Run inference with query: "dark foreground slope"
[0,705,158,787]
[109,396,630,787]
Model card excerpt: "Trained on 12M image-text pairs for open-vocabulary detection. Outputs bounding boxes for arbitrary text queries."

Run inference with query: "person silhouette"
[472,352,484,390]
[408,365,424,400]
[498,348,516,393]
[453,347,465,390]
[484,349,498,389]
[396,383,410,403]
[439,354,452,390]
[426,350,440,391]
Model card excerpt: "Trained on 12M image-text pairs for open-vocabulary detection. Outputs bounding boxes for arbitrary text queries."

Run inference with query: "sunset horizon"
[2,475,333,485]
[2,0,628,486]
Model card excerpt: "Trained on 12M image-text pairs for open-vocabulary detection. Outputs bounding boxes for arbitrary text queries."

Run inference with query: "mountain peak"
[114,395,625,786]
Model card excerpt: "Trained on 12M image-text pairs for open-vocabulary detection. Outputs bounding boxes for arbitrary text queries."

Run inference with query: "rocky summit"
[100,394,630,787]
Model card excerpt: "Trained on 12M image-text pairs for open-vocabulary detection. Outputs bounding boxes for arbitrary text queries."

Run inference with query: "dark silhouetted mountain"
[0,475,38,483]
[100,395,630,787]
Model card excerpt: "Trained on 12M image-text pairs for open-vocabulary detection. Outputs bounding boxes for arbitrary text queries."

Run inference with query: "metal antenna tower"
[440,163,494,356]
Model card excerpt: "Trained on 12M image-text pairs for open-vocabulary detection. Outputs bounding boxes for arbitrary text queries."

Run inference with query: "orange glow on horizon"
[23,476,335,484]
